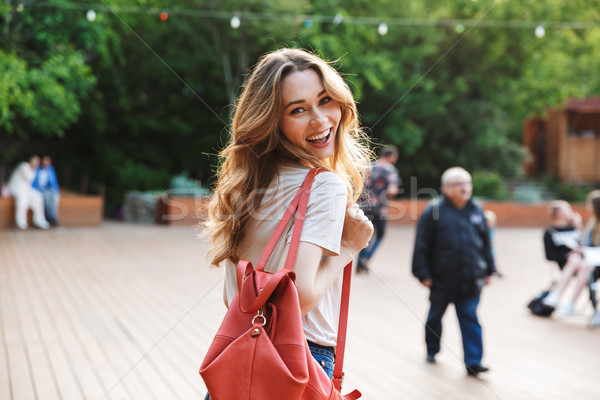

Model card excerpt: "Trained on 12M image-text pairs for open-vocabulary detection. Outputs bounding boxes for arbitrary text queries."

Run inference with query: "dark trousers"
[358,210,387,262]
[425,290,483,366]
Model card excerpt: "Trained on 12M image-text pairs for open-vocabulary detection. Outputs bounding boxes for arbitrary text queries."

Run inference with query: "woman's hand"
[570,211,583,231]
[341,203,374,256]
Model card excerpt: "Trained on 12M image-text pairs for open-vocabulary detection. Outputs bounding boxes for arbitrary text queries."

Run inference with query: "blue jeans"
[42,189,59,224]
[307,343,335,379]
[425,290,483,366]
[204,344,334,398]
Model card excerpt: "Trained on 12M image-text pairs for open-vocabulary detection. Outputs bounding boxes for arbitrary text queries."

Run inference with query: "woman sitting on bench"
[542,200,588,316]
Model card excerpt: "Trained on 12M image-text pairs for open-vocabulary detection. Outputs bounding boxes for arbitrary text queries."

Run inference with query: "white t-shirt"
[224,164,347,346]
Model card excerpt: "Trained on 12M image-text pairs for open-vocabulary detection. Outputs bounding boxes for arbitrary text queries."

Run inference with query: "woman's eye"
[320,96,332,105]
[290,107,304,115]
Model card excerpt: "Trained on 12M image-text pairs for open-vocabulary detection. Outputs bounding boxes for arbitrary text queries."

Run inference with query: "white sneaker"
[16,220,27,230]
[591,311,600,327]
[543,291,560,308]
[33,220,50,229]
[556,302,575,317]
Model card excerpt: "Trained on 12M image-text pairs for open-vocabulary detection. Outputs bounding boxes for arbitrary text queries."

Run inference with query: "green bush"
[512,184,544,203]
[472,171,508,201]
[556,182,591,203]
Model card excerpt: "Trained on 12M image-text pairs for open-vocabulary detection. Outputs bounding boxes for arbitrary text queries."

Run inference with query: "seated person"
[542,200,588,316]
[8,156,49,230]
[581,192,600,325]
[32,156,60,226]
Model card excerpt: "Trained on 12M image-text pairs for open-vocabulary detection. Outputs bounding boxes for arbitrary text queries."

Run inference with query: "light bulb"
[535,25,545,39]
[230,16,241,29]
[333,13,343,26]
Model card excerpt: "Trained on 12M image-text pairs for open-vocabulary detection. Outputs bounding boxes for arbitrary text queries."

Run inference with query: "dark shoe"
[356,259,370,274]
[426,354,436,364]
[466,364,490,376]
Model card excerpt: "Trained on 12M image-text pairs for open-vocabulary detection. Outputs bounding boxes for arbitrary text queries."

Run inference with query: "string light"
[377,22,388,36]
[86,9,96,22]
[333,13,343,26]
[535,25,546,39]
[19,3,599,32]
[230,15,240,29]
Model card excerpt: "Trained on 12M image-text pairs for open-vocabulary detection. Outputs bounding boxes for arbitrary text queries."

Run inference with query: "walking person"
[356,145,401,273]
[412,167,495,376]
[204,48,373,398]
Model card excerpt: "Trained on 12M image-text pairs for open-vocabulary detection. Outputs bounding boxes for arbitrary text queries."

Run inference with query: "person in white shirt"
[8,156,49,230]
[204,49,373,397]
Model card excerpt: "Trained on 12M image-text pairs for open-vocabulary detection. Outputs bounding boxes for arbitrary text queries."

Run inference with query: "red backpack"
[200,168,360,399]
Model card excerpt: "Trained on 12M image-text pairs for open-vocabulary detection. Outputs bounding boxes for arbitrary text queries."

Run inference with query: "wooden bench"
[0,192,104,228]
[156,195,209,226]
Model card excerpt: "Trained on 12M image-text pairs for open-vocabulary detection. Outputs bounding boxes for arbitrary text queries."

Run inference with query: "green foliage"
[556,182,592,203]
[472,171,508,201]
[512,185,544,203]
[117,161,170,192]
[4,0,600,214]
[0,49,95,139]
[0,51,32,134]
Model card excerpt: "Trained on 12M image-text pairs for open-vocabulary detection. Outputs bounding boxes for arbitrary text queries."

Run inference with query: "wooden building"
[524,97,600,182]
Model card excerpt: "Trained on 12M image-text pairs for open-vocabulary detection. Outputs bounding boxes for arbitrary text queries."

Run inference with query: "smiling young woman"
[204,48,374,398]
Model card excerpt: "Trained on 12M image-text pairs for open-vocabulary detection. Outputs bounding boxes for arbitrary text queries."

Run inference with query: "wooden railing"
[156,196,589,228]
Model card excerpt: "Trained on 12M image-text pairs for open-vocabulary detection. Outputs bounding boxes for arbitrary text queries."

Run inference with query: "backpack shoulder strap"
[255,168,321,272]
[333,262,352,391]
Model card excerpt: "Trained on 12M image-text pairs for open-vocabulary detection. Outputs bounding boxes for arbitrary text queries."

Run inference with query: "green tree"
[5,0,600,213]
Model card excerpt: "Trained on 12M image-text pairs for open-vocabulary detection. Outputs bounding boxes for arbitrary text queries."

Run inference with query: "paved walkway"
[1,223,599,399]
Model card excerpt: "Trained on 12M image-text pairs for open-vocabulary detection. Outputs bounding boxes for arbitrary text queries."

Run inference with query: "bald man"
[412,167,495,376]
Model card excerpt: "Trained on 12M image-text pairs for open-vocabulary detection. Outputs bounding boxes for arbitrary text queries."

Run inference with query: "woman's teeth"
[306,129,330,141]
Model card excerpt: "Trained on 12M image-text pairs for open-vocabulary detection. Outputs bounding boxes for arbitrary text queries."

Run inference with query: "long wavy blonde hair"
[205,48,372,267]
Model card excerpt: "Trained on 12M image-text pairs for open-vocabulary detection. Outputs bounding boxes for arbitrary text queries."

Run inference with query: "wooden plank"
[10,235,83,400]
[1,253,38,400]
[24,241,107,400]
[43,230,163,400]
[1,224,599,399]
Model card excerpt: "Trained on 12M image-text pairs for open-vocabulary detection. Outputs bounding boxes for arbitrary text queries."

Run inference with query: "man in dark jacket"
[412,167,495,377]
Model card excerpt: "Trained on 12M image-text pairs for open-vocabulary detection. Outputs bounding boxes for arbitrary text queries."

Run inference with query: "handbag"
[200,168,361,400]
[527,289,555,317]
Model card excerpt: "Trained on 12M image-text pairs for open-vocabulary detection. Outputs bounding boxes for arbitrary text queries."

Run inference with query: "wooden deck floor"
[1,223,599,400]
